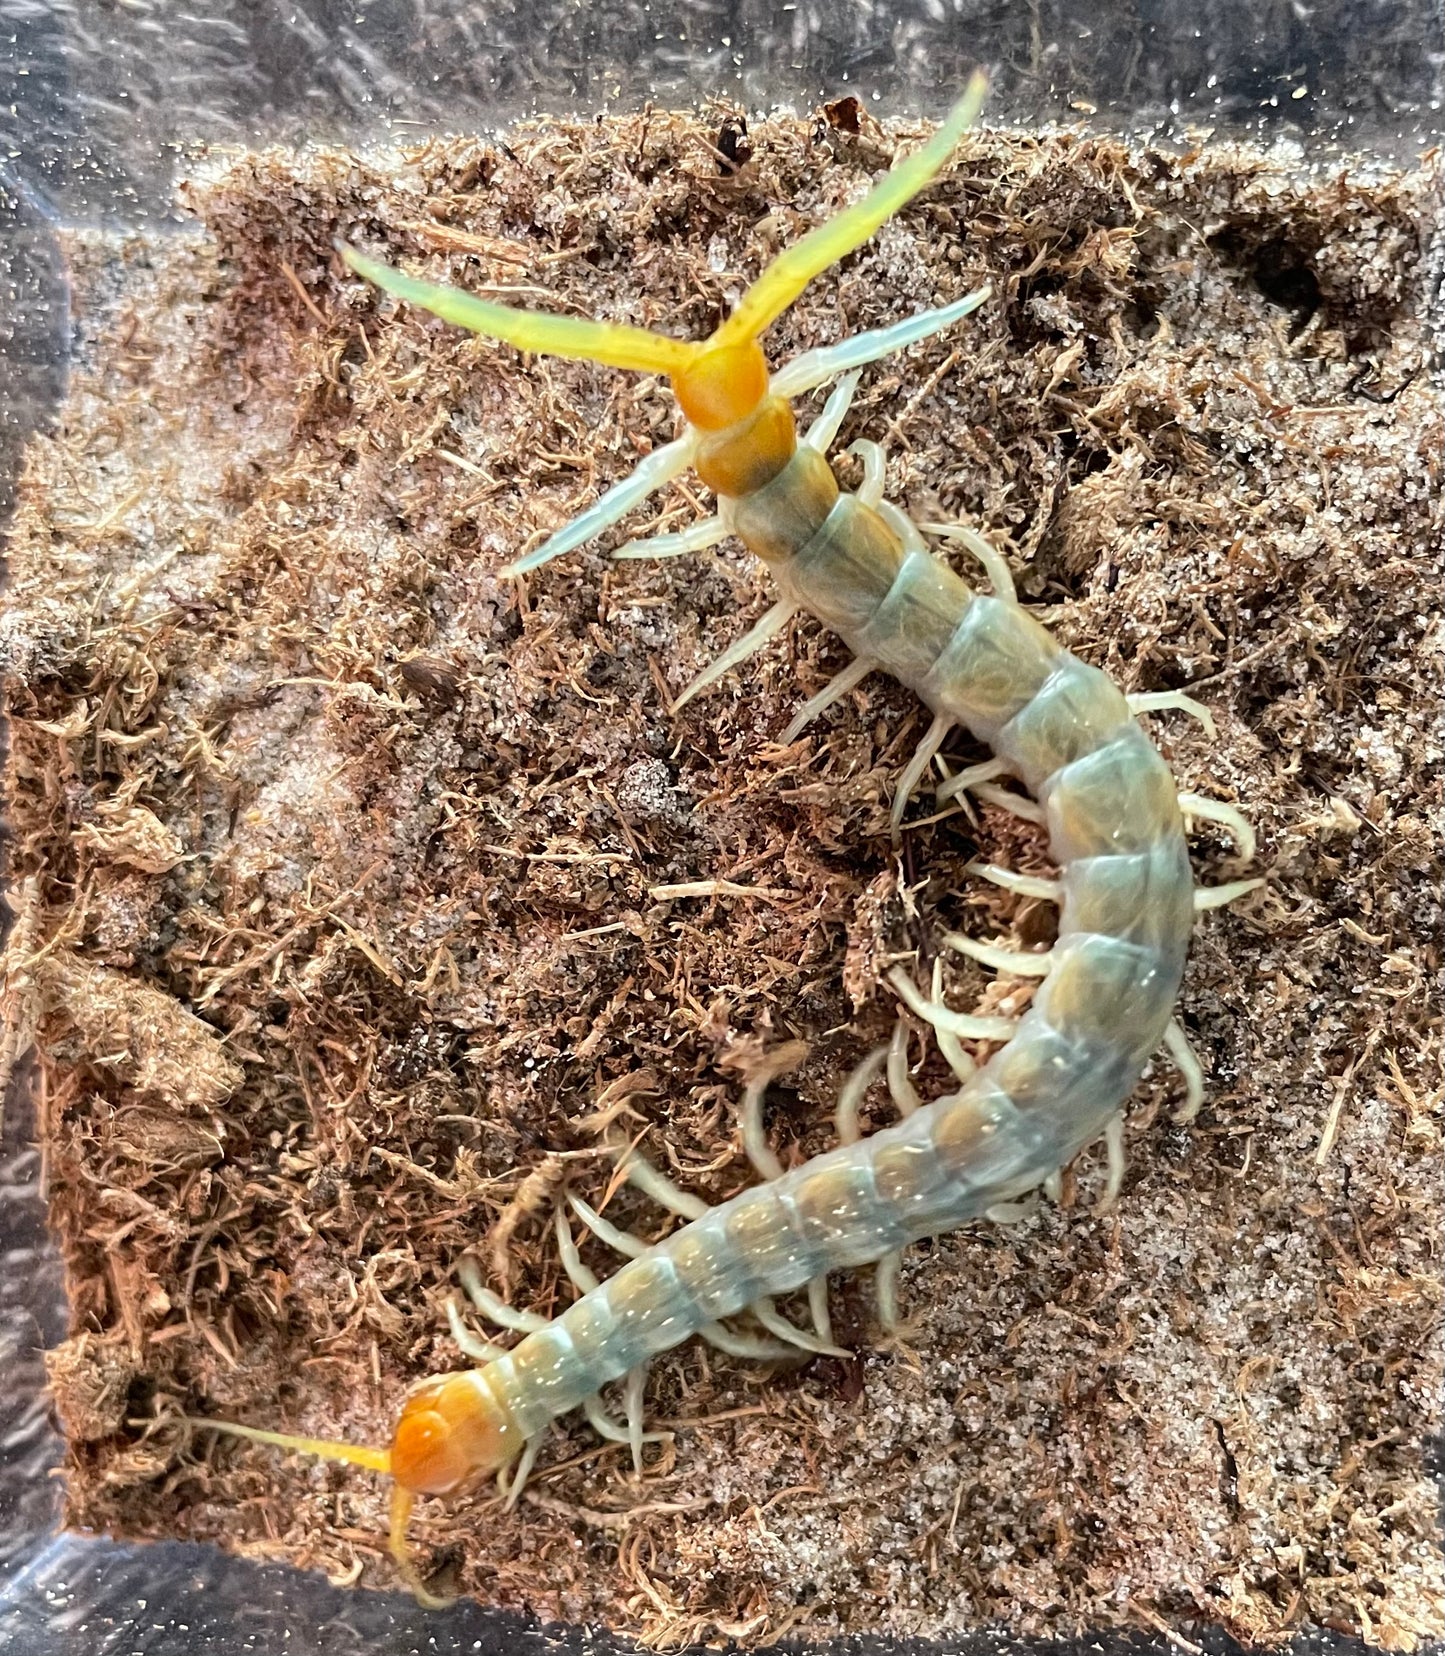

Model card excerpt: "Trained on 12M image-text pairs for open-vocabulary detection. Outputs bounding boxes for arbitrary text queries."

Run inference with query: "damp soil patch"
[2,107,1442,1649]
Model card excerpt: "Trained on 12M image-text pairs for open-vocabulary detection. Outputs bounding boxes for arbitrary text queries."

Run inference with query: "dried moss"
[2,105,1442,1649]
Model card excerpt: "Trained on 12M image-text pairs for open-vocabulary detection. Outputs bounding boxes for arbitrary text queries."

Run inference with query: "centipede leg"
[446,1298,507,1362]
[1195,876,1265,910]
[878,499,927,555]
[613,512,731,561]
[623,1365,650,1473]
[674,599,797,711]
[1128,690,1217,739]
[807,1277,833,1345]
[555,1205,600,1292]
[971,782,1046,823]
[874,1249,904,1334]
[699,1321,797,1361]
[1097,1114,1126,1213]
[887,966,1019,1043]
[612,1141,710,1220]
[504,431,699,575]
[802,370,861,451]
[984,1197,1039,1225]
[582,1394,672,1451]
[457,1257,549,1333]
[771,285,992,400]
[782,654,874,744]
[750,1295,850,1358]
[499,1434,542,1510]
[892,710,955,838]
[928,960,976,1085]
[1162,1018,1206,1123]
[740,1075,785,1182]
[847,438,887,509]
[887,1020,924,1113]
[965,859,1062,903]
[919,521,1017,605]
[834,1045,889,1145]
[944,931,1054,976]
[1178,792,1256,860]
[936,756,1007,805]
[567,1192,648,1260]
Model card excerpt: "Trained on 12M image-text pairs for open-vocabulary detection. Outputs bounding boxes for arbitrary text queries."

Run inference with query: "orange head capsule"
[388,1369,524,1494]
[670,339,770,430]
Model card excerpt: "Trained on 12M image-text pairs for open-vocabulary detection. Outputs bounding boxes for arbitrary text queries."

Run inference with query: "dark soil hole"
[1252,236,1322,318]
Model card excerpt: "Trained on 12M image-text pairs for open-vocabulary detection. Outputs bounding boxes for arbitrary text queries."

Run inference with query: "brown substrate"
[2,106,1442,1649]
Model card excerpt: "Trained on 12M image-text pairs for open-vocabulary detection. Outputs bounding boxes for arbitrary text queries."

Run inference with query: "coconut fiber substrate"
[1,104,1442,1650]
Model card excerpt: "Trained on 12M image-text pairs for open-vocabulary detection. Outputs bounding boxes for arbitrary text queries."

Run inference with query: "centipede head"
[184,1368,522,1608]
[338,70,988,429]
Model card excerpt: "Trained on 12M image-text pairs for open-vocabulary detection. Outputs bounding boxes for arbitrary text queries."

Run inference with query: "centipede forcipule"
[184,75,1261,1604]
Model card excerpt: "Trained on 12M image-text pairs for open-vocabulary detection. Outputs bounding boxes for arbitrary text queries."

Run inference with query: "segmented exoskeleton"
[190,77,1261,1603]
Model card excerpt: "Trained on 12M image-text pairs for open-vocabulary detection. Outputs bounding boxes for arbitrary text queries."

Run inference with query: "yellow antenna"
[709,70,989,351]
[338,245,700,377]
[184,1415,393,1475]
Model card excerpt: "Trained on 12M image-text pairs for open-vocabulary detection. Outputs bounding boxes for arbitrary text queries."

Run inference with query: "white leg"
[847,438,886,509]
[581,1394,671,1449]
[874,1249,904,1334]
[1178,792,1256,860]
[446,1298,506,1362]
[782,655,874,744]
[457,1258,549,1333]
[972,782,1046,824]
[1195,876,1265,910]
[772,285,993,399]
[741,1076,785,1181]
[567,1192,647,1258]
[499,1434,542,1509]
[623,1365,649,1473]
[834,1045,889,1145]
[1163,1018,1206,1123]
[877,499,928,554]
[930,958,976,1084]
[887,966,1018,1042]
[944,932,1054,976]
[919,521,1017,605]
[985,1198,1038,1225]
[808,1277,833,1345]
[554,1205,600,1293]
[965,860,1062,903]
[503,432,698,575]
[613,513,730,561]
[1043,1169,1064,1203]
[1098,1114,1126,1213]
[674,600,797,711]
[1128,691,1217,739]
[887,1020,923,1115]
[803,370,861,450]
[613,1142,709,1220]
[937,756,1007,805]
[750,1296,850,1358]
[699,1321,797,1361]
[892,711,955,839]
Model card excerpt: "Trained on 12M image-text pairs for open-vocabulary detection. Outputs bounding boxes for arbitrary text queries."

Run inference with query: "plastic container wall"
[1,4,1441,1653]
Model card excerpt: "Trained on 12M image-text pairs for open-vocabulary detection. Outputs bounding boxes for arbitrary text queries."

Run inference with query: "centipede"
[186,75,1261,1605]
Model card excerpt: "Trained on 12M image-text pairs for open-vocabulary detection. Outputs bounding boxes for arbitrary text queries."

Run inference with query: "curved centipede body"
[190,76,1261,1603]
